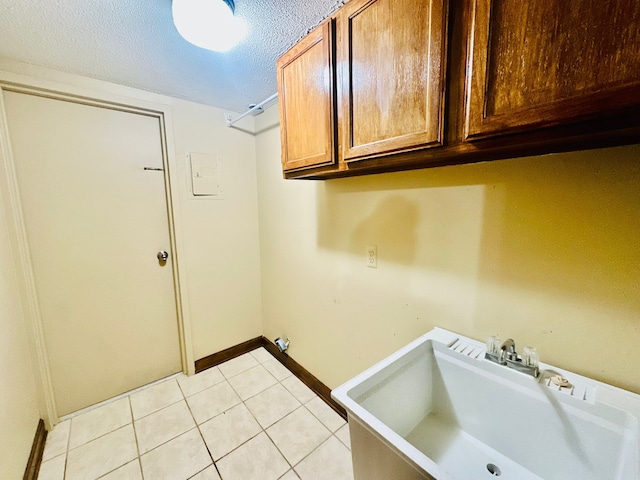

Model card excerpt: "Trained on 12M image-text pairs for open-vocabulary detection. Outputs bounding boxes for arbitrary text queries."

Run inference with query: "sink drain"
[486,463,502,476]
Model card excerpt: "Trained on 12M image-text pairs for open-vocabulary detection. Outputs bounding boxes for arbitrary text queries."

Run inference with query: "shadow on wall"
[316,144,640,328]
[349,195,419,265]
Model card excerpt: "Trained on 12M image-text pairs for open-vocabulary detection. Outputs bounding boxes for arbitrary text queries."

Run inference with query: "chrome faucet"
[485,336,539,378]
[498,338,516,364]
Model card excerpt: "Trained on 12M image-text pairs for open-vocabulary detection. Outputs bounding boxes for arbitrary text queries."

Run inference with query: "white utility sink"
[332,328,639,480]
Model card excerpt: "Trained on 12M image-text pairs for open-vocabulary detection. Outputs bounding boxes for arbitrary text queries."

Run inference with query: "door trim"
[0,74,194,427]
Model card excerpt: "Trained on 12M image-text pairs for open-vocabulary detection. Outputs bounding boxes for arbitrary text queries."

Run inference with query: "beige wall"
[170,99,262,359]
[0,60,262,474]
[0,59,263,361]
[256,106,640,395]
[0,58,262,419]
[0,195,40,478]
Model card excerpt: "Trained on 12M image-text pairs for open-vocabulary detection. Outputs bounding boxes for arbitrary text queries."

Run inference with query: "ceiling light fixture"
[172,0,247,52]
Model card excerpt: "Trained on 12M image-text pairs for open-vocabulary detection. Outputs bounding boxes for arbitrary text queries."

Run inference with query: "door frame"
[0,67,194,427]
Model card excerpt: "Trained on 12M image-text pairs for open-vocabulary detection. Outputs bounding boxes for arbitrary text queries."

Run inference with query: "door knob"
[157,250,169,263]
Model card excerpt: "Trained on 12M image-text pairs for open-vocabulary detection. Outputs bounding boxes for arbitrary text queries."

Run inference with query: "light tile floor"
[38,348,353,480]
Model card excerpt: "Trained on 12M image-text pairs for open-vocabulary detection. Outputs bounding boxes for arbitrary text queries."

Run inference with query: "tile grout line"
[56,378,186,480]
[215,355,295,466]
[185,426,216,479]
[128,394,143,480]
[195,352,264,480]
[182,376,219,479]
[191,412,216,477]
[64,392,179,455]
[262,403,334,474]
[256,347,348,478]
[203,381,286,467]
[197,360,313,475]
[44,348,349,480]
[246,401,296,473]
[68,424,138,480]
[202,350,346,479]
[132,386,207,475]
[133,397,185,423]
[219,353,340,477]
[67,380,190,479]
[136,457,143,480]
[62,416,71,480]
[57,372,183,423]
[293,434,346,476]
[334,424,351,450]
[177,376,223,479]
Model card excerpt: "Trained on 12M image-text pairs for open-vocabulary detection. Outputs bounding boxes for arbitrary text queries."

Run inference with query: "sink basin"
[332,328,639,480]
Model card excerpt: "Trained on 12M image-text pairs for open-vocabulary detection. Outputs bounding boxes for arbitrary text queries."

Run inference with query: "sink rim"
[331,327,640,480]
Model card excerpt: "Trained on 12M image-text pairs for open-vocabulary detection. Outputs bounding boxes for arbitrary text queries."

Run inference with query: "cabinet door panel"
[340,0,447,162]
[466,0,640,139]
[278,21,336,172]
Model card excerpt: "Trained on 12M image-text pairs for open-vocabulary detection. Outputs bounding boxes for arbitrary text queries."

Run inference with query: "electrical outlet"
[367,245,377,268]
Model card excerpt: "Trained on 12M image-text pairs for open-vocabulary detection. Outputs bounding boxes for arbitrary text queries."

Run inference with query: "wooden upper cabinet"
[338,0,448,163]
[277,20,337,172]
[465,0,640,140]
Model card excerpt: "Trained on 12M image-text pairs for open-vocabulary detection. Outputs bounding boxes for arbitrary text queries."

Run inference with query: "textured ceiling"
[0,0,344,113]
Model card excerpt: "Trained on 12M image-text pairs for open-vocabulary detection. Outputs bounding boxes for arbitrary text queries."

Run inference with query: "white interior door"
[3,91,182,416]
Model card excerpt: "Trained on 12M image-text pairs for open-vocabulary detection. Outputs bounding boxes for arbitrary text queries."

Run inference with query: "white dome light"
[172,0,248,52]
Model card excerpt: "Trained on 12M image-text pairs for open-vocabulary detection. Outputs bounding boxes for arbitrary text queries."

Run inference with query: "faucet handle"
[522,346,539,368]
[485,335,501,356]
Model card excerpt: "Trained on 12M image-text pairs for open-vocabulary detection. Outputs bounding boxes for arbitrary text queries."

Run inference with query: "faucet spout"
[499,338,515,364]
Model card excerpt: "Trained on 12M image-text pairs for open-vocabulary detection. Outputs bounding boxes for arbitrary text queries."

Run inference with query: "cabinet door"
[339,0,448,163]
[277,20,337,172]
[465,0,640,140]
